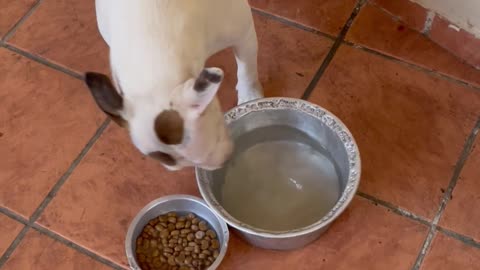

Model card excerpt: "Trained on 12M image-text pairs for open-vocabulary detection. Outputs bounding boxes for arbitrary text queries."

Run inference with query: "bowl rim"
[125,194,230,270]
[196,97,362,239]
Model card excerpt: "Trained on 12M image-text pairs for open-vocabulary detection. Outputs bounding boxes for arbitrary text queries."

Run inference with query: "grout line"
[32,224,125,270]
[301,0,367,100]
[251,8,336,41]
[344,41,480,92]
[357,192,431,227]
[431,118,480,225]
[412,227,437,270]
[0,119,111,269]
[29,118,111,222]
[412,118,480,270]
[0,208,28,225]
[368,0,408,25]
[0,226,31,267]
[437,226,480,249]
[1,43,83,80]
[1,0,43,42]
[422,11,436,35]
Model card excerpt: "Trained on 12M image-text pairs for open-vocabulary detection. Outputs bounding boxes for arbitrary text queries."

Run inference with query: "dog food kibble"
[136,212,220,270]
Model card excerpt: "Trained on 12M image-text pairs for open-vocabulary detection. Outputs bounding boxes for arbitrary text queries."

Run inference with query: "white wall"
[412,0,480,37]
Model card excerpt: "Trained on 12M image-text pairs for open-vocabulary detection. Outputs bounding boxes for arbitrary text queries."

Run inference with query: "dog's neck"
[110,42,205,99]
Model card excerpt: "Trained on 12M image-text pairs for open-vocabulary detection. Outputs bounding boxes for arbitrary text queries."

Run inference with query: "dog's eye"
[148,151,176,166]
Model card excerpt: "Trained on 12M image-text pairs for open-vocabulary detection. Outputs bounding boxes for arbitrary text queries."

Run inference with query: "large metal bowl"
[125,195,229,270]
[196,97,361,250]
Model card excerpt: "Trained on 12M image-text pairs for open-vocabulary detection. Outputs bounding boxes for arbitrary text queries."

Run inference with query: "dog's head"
[84,67,233,170]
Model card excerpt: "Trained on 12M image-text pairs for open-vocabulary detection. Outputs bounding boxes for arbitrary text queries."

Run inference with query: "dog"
[85,0,263,170]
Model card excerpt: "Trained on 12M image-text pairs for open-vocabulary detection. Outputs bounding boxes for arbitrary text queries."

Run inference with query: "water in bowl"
[219,125,341,232]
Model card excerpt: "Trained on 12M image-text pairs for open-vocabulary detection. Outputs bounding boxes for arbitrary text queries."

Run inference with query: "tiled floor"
[1,1,479,270]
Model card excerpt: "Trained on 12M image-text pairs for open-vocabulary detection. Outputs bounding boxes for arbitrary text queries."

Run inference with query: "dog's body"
[86,0,263,170]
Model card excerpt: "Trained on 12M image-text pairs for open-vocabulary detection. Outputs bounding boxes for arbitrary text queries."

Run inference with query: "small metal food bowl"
[125,195,229,270]
[196,97,361,250]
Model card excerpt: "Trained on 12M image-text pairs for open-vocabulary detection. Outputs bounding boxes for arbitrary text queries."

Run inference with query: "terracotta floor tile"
[0,214,24,257]
[0,0,36,38]
[2,230,112,270]
[208,14,332,111]
[440,138,480,241]
[346,4,480,88]
[430,15,480,69]
[0,48,105,217]
[370,0,427,32]
[422,233,480,270]
[249,0,357,36]
[8,0,109,73]
[219,197,427,270]
[308,45,480,219]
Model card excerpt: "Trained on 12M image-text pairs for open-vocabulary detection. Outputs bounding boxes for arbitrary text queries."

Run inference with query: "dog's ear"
[183,67,224,117]
[84,72,127,127]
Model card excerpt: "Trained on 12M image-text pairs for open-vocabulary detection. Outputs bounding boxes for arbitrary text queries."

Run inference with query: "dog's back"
[96,0,253,96]
[96,0,253,52]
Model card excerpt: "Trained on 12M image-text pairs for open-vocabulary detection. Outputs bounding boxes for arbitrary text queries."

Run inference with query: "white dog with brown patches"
[85,0,263,170]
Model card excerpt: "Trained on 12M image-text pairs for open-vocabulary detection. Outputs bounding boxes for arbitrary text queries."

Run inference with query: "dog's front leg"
[234,25,264,105]
[95,0,112,47]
